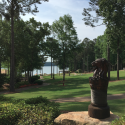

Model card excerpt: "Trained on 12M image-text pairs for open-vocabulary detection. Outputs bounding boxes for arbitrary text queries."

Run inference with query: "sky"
[0,0,107,62]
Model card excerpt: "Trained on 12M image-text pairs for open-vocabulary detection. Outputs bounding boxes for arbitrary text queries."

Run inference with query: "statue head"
[89,58,109,90]
[91,58,109,79]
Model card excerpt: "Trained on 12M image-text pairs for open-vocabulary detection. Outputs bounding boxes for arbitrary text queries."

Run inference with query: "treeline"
[1,14,125,83]
[1,0,125,92]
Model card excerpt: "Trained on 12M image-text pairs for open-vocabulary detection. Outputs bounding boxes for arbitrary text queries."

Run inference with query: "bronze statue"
[89,58,109,90]
[88,58,110,119]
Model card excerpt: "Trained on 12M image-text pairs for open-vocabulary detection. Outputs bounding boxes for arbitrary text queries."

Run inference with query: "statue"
[89,58,109,90]
[88,58,110,119]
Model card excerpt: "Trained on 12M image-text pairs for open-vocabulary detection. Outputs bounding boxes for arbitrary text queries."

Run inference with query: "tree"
[45,37,60,79]
[82,0,125,80]
[51,14,79,81]
[0,0,48,92]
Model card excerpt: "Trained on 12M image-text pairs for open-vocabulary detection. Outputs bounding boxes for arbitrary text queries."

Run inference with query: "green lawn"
[0,70,125,123]
[2,70,125,100]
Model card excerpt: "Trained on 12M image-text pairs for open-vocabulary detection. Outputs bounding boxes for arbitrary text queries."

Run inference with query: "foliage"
[0,74,6,88]
[51,14,80,80]
[29,75,40,83]
[33,80,43,85]
[0,95,60,125]
[111,115,125,125]
[14,81,29,89]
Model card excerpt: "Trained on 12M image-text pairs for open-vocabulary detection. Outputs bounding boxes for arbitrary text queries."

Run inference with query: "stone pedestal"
[88,104,110,119]
[54,111,119,125]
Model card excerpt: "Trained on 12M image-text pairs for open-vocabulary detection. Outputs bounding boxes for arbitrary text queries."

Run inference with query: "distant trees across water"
[44,62,57,66]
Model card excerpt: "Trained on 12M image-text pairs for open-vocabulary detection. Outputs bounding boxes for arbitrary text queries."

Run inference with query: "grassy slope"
[0,70,125,117]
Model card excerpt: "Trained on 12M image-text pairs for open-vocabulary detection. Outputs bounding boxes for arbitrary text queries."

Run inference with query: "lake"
[2,66,69,75]
[31,66,69,75]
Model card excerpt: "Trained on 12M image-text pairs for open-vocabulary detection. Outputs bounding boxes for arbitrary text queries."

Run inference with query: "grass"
[0,70,125,124]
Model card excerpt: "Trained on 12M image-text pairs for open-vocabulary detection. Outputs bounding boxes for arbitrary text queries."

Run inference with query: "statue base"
[88,104,110,119]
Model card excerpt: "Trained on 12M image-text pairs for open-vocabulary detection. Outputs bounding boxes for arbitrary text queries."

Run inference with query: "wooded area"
[0,0,125,92]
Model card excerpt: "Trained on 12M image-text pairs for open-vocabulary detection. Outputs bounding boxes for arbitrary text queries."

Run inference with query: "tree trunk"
[117,38,119,80]
[84,51,85,72]
[53,58,54,79]
[32,71,33,76]
[69,64,70,76]
[0,60,1,74]
[107,41,110,80]
[29,71,31,83]
[51,50,52,78]
[57,65,58,75]
[10,2,15,92]
[83,59,84,73]
[8,59,10,76]
[71,62,72,71]
[63,42,65,81]
[27,70,29,82]
[15,66,17,84]
[87,55,88,72]
[25,70,26,81]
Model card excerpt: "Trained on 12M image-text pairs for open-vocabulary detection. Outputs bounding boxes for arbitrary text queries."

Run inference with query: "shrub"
[24,96,50,106]
[14,81,29,89]
[15,77,21,83]
[29,75,40,83]
[0,74,6,88]
[4,76,10,83]
[33,80,43,85]
[111,115,125,125]
[0,95,61,125]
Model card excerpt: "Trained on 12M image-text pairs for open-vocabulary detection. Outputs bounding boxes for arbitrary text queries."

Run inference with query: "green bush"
[29,75,40,83]
[24,96,50,106]
[14,81,29,89]
[0,74,6,88]
[4,76,10,83]
[33,80,43,85]
[0,95,61,125]
[111,115,125,125]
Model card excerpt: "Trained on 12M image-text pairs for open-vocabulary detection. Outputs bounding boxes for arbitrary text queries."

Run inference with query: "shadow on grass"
[108,99,125,118]
[58,99,125,117]
[16,86,90,100]
[108,81,125,95]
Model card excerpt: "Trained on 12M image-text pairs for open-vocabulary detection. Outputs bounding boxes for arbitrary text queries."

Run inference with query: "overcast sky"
[1,0,107,62]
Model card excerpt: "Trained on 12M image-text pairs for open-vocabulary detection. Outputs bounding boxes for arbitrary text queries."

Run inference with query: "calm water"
[32,66,69,75]
[2,66,69,75]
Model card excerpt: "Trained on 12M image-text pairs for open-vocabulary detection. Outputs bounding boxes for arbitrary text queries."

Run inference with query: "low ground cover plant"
[19,83,38,88]
[0,95,60,125]
[29,75,40,83]
[111,115,125,125]
[14,80,43,89]
[33,80,43,85]
[14,81,30,89]
[0,74,7,88]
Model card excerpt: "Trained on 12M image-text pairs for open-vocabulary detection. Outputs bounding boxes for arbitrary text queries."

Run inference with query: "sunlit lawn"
[1,70,125,118]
